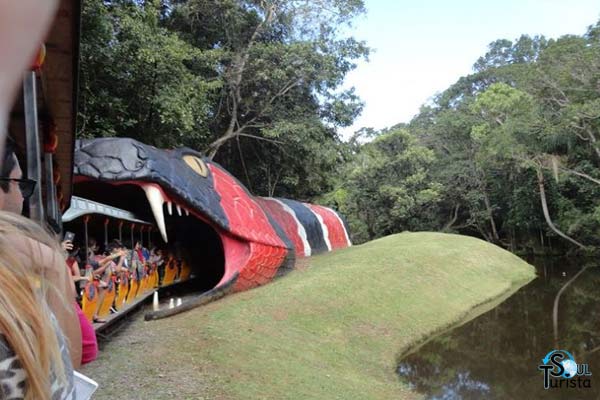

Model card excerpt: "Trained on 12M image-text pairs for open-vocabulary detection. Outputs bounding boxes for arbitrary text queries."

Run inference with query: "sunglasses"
[0,178,36,198]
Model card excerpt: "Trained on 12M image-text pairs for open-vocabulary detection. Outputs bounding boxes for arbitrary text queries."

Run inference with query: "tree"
[167,0,369,158]
[326,128,441,243]
[404,29,600,253]
[79,0,368,198]
[473,35,548,73]
[79,0,221,148]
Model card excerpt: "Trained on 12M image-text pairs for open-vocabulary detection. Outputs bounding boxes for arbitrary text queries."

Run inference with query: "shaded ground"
[82,232,535,399]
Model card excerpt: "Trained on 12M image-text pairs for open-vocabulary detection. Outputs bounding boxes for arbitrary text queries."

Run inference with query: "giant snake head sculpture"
[73,138,351,317]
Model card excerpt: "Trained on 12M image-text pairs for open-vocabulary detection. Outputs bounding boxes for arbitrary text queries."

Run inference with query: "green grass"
[83,232,535,400]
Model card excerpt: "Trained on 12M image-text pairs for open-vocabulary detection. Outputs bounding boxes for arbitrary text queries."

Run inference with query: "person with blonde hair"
[0,213,79,399]
[0,0,85,398]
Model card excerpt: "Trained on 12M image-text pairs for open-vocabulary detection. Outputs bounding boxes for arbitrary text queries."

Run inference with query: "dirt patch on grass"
[82,313,231,400]
[353,322,393,338]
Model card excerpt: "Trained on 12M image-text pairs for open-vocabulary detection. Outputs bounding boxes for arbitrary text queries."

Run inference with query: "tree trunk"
[558,166,600,186]
[473,163,500,242]
[475,223,493,243]
[536,167,586,249]
[482,190,500,242]
[510,227,516,252]
[443,204,460,231]
[207,4,276,159]
[585,127,600,161]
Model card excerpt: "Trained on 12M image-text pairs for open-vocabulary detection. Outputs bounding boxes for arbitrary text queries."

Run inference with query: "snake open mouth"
[72,137,293,317]
[72,137,351,319]
[73,179,226,292]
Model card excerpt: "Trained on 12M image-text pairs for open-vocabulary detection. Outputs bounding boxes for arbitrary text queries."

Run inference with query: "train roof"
[63,196,153,225]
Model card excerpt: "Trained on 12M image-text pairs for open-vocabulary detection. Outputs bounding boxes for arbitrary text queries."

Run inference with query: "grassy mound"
[83,232,535,399]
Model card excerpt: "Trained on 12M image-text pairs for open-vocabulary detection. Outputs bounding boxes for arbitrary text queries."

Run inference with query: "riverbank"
[82,232,536,399]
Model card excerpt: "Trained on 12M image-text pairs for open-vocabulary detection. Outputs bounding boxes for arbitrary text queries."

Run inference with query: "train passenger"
[0,141,82,395]
[149,247,165,282]
[134,240,146,262]
[61,240,99,365]
[87,238,113,284]
[0,135,98,368]
[0,135,83,359]
[86,239,110,323]
[142,244,150,262]
[87,238,100,263]
[61,240,88,287]
[104,240,129,276]
[0,137,34,215]
[132,240,146,279]
[0,220,77,379]
[0,213,80,398]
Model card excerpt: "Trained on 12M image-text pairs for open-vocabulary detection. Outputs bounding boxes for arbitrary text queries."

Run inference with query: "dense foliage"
[79,3,600,253]
[329,24,600,254]
[79,0,368,198]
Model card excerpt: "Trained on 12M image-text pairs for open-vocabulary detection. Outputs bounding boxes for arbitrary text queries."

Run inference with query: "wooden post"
[83,215,90,265]
[118,220,123,242]
[104,218,109,248]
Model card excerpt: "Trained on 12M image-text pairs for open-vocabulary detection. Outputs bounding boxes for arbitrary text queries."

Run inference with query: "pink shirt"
[73,301,98,364]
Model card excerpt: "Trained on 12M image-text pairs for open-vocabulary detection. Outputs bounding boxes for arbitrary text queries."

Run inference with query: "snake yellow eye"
[183,155,208,177]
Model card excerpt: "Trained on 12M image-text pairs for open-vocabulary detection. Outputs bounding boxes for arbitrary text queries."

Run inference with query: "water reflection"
[397,258,600,399]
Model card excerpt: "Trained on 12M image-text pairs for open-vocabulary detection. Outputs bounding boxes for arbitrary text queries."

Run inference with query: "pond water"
[397,257,600,399]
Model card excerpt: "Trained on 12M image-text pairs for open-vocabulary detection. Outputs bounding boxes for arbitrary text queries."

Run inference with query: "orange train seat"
[97,276,117,318]
[179,260,191,281]
[114,272,129,311]
[162,258,178,285]
[137,269,146,295]
[81,280,99,323]
[143,264,152,293]
[126,271,140,304]
[156,264,162,286]
[148,263,159,288]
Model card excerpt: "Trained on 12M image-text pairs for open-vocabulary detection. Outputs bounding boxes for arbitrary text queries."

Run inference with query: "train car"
[62,195,193,326]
